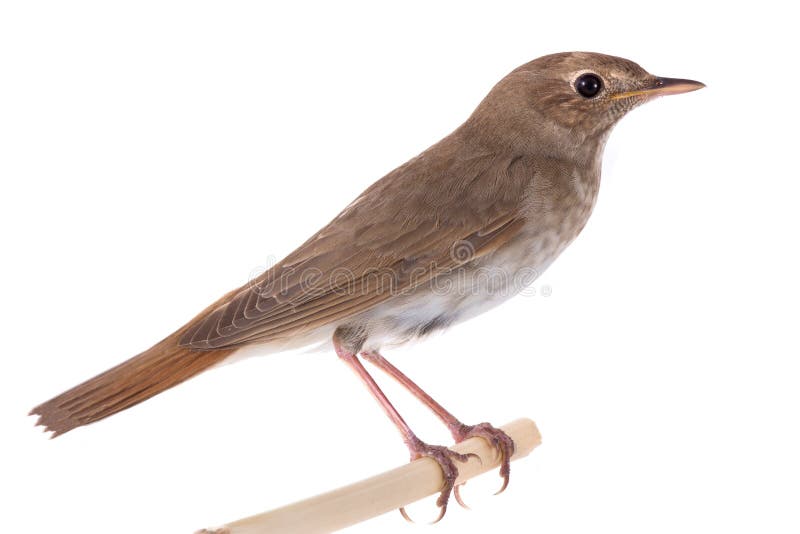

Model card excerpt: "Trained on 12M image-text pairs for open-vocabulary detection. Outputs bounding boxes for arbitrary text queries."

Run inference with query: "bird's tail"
[30,318,237,438]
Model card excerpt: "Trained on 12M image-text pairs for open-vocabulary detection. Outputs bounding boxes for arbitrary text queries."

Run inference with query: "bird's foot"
[400,435,479,523]
[451,422,515,495]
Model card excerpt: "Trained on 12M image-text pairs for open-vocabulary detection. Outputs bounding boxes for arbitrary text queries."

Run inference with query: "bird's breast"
[353,211,592,351]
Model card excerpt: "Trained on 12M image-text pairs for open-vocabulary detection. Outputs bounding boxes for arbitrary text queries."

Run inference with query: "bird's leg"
[361,350,515,496]
[334,340,476,522]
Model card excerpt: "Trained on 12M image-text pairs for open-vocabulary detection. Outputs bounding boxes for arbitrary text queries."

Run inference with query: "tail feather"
[30,328,236,437]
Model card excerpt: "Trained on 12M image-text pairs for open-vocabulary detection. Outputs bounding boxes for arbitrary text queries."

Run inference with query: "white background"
[1,1,798,533]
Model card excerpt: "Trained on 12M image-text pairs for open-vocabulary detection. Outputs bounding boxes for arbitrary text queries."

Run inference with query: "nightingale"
[31,52,703,520]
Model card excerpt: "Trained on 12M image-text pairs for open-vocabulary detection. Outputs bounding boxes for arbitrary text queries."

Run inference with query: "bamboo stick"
[197,418,540,534]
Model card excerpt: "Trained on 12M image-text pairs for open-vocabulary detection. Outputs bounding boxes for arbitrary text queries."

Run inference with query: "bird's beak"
[611,77,705,100]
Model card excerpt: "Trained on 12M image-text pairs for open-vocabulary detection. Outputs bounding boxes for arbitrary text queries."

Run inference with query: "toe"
[401,439,475,522]
[454,423,515,495]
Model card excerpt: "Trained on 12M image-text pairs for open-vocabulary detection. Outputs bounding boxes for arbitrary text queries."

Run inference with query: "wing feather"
[180,149,531,349]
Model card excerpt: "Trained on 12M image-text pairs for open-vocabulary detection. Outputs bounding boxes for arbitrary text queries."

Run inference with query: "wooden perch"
[197,418,541,534]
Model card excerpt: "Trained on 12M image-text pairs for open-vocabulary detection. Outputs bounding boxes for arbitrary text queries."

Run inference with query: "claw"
[398,437,477,522]
[453,422,515,497]
[399,503,446,525]
[495,468,511,496]
[454,483,471,509]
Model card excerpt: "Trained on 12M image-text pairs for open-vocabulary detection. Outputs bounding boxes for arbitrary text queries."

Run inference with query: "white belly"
[354,225,568,351]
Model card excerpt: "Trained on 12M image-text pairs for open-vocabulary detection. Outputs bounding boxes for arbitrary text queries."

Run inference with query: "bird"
[31,51,703,520]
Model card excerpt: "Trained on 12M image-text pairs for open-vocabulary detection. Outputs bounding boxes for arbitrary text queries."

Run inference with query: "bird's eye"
[575,73,603,98]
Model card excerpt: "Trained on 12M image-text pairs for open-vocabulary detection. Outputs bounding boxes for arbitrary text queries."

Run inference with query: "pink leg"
[361,350,515,495]
[335,340,476,522]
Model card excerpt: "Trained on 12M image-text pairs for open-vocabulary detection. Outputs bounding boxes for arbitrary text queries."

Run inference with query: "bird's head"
[465,51,704,160]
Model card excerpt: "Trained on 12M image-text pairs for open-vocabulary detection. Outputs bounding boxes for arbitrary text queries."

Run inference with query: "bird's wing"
[179,151,529,349]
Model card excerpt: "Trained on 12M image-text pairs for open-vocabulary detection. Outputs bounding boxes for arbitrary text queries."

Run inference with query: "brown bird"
[31,52,703,519]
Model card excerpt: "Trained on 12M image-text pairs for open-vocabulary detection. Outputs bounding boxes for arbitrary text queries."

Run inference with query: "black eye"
[575,73,603,98]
